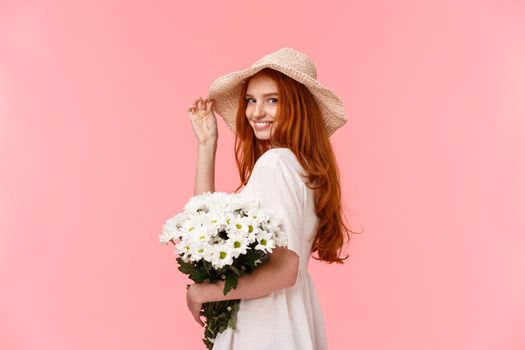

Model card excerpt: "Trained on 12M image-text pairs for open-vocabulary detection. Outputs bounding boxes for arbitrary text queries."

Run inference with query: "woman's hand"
[186,283,205,327]
[188,97,218,145]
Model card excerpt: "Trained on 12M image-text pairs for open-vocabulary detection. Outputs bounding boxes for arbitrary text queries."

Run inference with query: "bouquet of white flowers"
[159,191,288,349]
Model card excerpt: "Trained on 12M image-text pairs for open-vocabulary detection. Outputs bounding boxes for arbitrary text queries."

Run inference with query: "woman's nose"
[253,103,266,117]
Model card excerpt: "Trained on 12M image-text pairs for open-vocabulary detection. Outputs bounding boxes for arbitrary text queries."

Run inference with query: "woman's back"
[212,148,327,350]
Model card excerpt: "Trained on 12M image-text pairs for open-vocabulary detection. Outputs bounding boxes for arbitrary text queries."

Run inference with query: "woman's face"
[245,73,279,141]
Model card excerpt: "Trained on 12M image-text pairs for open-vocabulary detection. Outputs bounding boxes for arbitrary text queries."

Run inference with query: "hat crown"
[252,47,318,80]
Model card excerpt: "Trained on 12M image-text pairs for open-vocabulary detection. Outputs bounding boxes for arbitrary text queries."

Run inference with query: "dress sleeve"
[247,160,304,255]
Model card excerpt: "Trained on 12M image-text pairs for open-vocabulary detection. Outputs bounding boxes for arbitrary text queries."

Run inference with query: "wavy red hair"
[232,68,361,264]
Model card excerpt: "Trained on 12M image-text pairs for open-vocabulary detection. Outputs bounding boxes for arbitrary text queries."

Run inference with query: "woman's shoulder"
[247,148,307,208]
[255,147,299,168]
[254,148,305,181]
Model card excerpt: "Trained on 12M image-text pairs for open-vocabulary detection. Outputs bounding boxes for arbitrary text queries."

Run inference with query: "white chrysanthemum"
[223,193,243,210]
[188,240,206,262]
[179,216,195,232]
[179,215,208,241]
[174,239,192,263]
[159,230,175,244]
[183,192,214,213]
[255,230,276,254]
[159,212,187,244]
[202,208,228,237]
[160,191,289,269]
[255,208,275,226]
[227,230,250,258]
[211,243,234,269]
[211,191,232,204]
[159,224,177,244]
[175,238,192,256]
[222,211,237,225]
[273,227,288,247]
[262,216,280,232]
[227,215,250,236]
[201,244,215,263]
[194,228,209,242]
[242,216,261,244]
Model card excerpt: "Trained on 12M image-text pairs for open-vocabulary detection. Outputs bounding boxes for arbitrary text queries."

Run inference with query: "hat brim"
[208,61,347,137]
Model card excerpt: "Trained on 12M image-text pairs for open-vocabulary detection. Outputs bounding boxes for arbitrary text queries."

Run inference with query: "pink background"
[1,1,525,349]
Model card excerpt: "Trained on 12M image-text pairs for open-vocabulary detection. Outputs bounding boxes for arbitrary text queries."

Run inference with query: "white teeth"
[255,122,272,126]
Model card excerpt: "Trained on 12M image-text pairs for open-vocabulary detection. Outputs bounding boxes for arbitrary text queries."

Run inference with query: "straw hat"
[208,47,347,137]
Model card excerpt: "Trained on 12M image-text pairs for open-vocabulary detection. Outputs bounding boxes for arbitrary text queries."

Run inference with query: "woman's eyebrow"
[245,93,278,97]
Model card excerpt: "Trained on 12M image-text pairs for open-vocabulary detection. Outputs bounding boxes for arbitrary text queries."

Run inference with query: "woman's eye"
[245,97,278,103]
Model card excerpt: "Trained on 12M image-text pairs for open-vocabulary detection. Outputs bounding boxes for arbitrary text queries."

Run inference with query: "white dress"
[212,147,327,350]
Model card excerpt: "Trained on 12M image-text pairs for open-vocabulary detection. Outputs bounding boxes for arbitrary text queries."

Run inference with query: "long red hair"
[232,68,361,264]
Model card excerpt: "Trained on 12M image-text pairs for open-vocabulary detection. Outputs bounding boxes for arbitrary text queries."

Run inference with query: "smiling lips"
[254,121,273,130]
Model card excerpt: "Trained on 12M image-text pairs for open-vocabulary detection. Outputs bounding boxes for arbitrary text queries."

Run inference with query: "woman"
[185,47,356,349]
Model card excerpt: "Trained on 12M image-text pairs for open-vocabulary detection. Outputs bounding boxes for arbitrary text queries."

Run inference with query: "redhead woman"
[185,47,356,350]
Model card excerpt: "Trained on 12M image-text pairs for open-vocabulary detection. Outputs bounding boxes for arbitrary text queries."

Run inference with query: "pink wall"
[1,1,524,349]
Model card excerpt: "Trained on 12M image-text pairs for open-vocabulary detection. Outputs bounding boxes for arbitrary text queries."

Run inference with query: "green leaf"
[223,274,238,295]
[176,258,210,282]
[229,265,241,276]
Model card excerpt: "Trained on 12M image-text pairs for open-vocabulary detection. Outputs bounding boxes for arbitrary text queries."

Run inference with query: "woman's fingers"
[188,98,202,115]
[186,283,205,327]
[198,98,205,110]
[188,98,199,113]
[188,97,214,115]
[193,313,204,327]
[206,99,214,112]
[191,305,204,326]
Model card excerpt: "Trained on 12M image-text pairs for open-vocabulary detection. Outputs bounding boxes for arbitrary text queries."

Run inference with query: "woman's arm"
[193,141,217,195]
[192,247,299,303]
[187,97,219,196]
[203,247,299,302]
